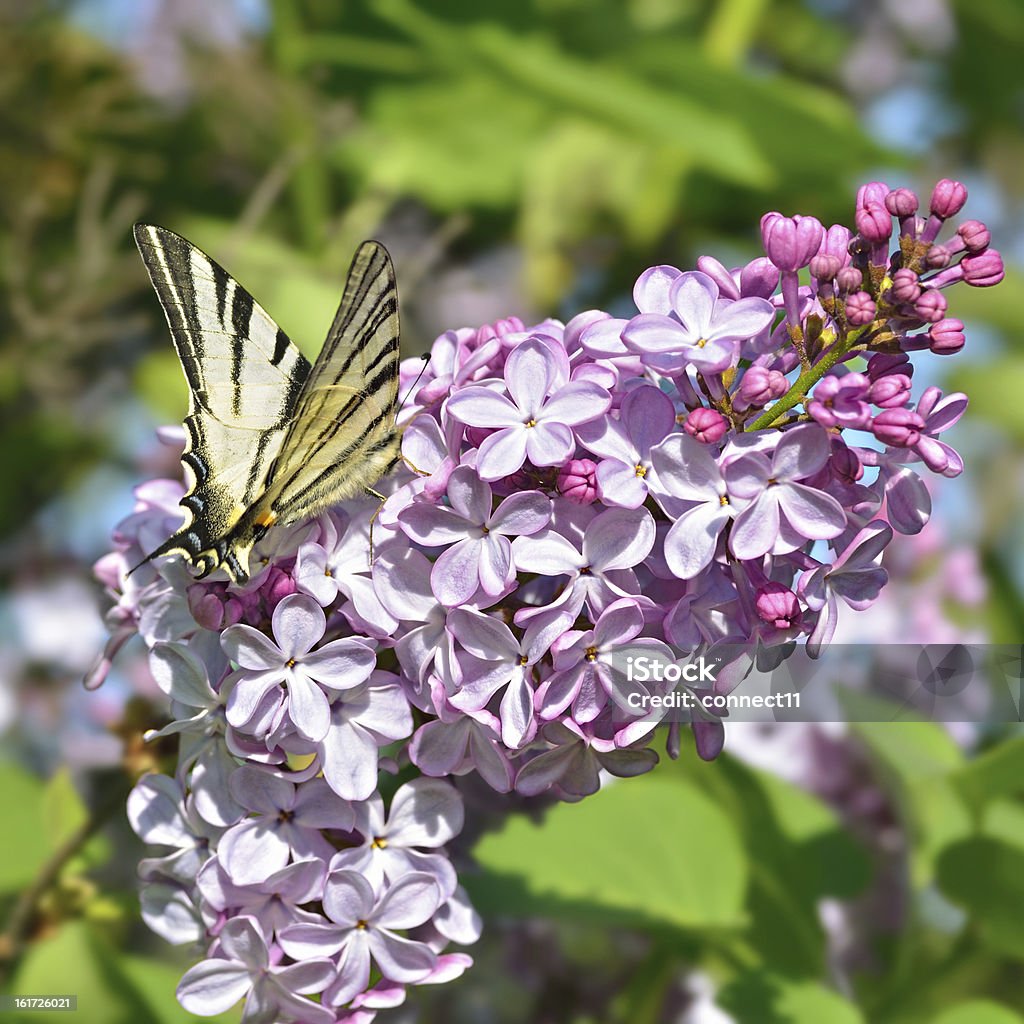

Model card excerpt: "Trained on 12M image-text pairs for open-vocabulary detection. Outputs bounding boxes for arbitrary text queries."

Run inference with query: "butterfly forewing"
[256,240,402,524]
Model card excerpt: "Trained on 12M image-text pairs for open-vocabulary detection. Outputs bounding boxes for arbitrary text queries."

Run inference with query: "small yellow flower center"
[525,418,537,428]
[696,337,709,349]
[519,655,529,666]
[634,463,647,478]
[286,658,297,668]
[585,646,598,662]
[356,920,368,930]
[719,494,730,507]
[371,836,388,850]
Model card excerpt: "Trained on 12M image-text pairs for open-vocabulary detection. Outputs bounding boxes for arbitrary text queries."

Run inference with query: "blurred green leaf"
[936,837,1024,958]
[954,736,1024,810]
[931,999,1024,1024]
[718,971,864,1024]
[42,769,108,869]
[952,357,1024,444]
[118,954,241,1024]
[471,773,747,930]
[852,721,963,784]
[0,763,50,893]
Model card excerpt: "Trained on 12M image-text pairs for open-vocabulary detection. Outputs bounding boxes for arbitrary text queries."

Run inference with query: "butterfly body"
[133,224,401,584]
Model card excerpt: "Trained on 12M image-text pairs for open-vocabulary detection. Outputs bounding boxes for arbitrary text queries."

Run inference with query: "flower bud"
[845,291,876,325]
[836,267,862,294]
[873,408,925,447]
[929,178,968,218]
[738,257,780,299]
[929,318,966,355]
[855,203,892,244]
[684,407,729,444]
[830,439,863,484]
[914,289,948,323]
[857,181,890,209]
[818,224,854,263]
[867,352,913,381]
[889,268,921,304]
[736,366,787,408]
[925,244,951,268]
[755,583,802,630]
[557,459,599,505]
[957,220,991,254]
[962,249,1005,287]
[761,212,825,272]
[869,373,912,408]
[885,187,919,218]
[809,254,842,282]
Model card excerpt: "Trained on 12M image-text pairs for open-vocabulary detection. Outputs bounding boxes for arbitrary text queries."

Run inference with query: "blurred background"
[1,0,1023,1021]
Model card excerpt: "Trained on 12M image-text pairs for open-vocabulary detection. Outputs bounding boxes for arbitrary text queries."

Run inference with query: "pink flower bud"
[736,366,787,408]
[857,181,890,209]
[755,583,802,630]
[929,318,966,355]
[855,203,892,244]
[914,289,948,323]
[869,374,912,408]
[845,291,877,325]
[761,212,825,272]
[885,187,919,218]
[557,459,598,505]
[962,249,1005,287]
[957,220,991,254]
[890,268,921,304]
[925,244,951,269]
[867,352,913,381]
[836,267,862,294]
[929,178,968,218]
[809,254,842,281]
[684,407,729,444]
[738,257,780,299]
[873,408,925,447]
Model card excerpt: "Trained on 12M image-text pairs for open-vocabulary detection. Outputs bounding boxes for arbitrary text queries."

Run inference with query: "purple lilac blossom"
[93,177,995,1017]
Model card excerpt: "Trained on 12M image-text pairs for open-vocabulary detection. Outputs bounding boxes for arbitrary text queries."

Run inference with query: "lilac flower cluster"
[93,179,998,1019]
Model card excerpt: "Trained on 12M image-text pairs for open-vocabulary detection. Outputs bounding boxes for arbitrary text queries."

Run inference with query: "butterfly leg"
[400,454,431,477]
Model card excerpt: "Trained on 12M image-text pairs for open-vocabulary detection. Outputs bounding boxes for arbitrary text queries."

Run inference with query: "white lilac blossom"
[93,178,999,1018]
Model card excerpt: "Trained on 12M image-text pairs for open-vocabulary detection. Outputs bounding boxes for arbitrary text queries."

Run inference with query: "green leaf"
[931,1000,1024,1024]
[852,721,963,785]
[118,955,241,1024]
[470,773,747,930]
[0,762,50,893]
[42,768,106,865]
[936,837,1024,958]
[718,971,864,1024]
[954,736,1024,810]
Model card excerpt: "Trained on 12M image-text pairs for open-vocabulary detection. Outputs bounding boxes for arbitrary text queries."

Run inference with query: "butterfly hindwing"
[133,225,402,583]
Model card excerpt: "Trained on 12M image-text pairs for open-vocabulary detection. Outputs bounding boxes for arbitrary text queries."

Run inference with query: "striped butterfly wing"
[133,224,311,576]
[253,240,402,526]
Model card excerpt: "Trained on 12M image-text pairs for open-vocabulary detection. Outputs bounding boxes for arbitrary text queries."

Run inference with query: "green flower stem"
[744,327,865,432]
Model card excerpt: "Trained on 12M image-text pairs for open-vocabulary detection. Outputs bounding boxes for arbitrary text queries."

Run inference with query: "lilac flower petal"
[409,720,469,776]
[705,295,775,342]
[373,873,440,930]
[580,317,630,357]
[539,381,612,426]
[302,639,376,689]
[510,531,582,574]
[776,482,846,539]
[286,675,332,742]
[447,608,518,661]
[326,931,372,1008]
[885,466,931,534]
[177,959,253,1015]
[323,870,376,927]
[772,424,830,480]
[621,313,687,354]
[669,272,718,334]
[650,434,723,500]
[446,387,522,428]
[476,428,529,481]
[584,507,655,570]
[230,767,294,815]
[278,921,349,960]
[595,459,648,509]
[272,594,326,659]
[219,821,291,886]
[505,339,556,413]
[399,504,473,546]
[431,539,483,606]
[478,534,513,595]
[730,492,781,560]
[525,421,574,467]
[445,466,491,522]
[222,625,284,672]
[633,265,682,314]
[488,491,551,535]
[368,930,437,984]
[387,778,464,847]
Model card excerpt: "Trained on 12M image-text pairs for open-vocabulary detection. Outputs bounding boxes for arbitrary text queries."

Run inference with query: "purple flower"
[621,271,775,375]
[725,425,847,560]
[446,338,610,480]
[537,598,673,722]
[399,467,550,605]
[218,769,353,885]
[801,520,893,656]
[807,372,872,429]
[649,434,735,579]
[177,915,336,1023]
[279,871,441,1008]
[331,779,463,897]
[222,594,376,744]
[576,385,675,508]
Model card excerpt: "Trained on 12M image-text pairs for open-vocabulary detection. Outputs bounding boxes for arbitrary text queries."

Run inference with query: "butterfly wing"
[133,223,310,575]
[253,240,402,526]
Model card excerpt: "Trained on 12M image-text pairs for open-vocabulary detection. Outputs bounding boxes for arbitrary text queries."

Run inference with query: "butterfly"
[132,224,402,585]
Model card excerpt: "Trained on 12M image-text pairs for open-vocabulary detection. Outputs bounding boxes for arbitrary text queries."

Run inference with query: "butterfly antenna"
[396,353,431,416]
